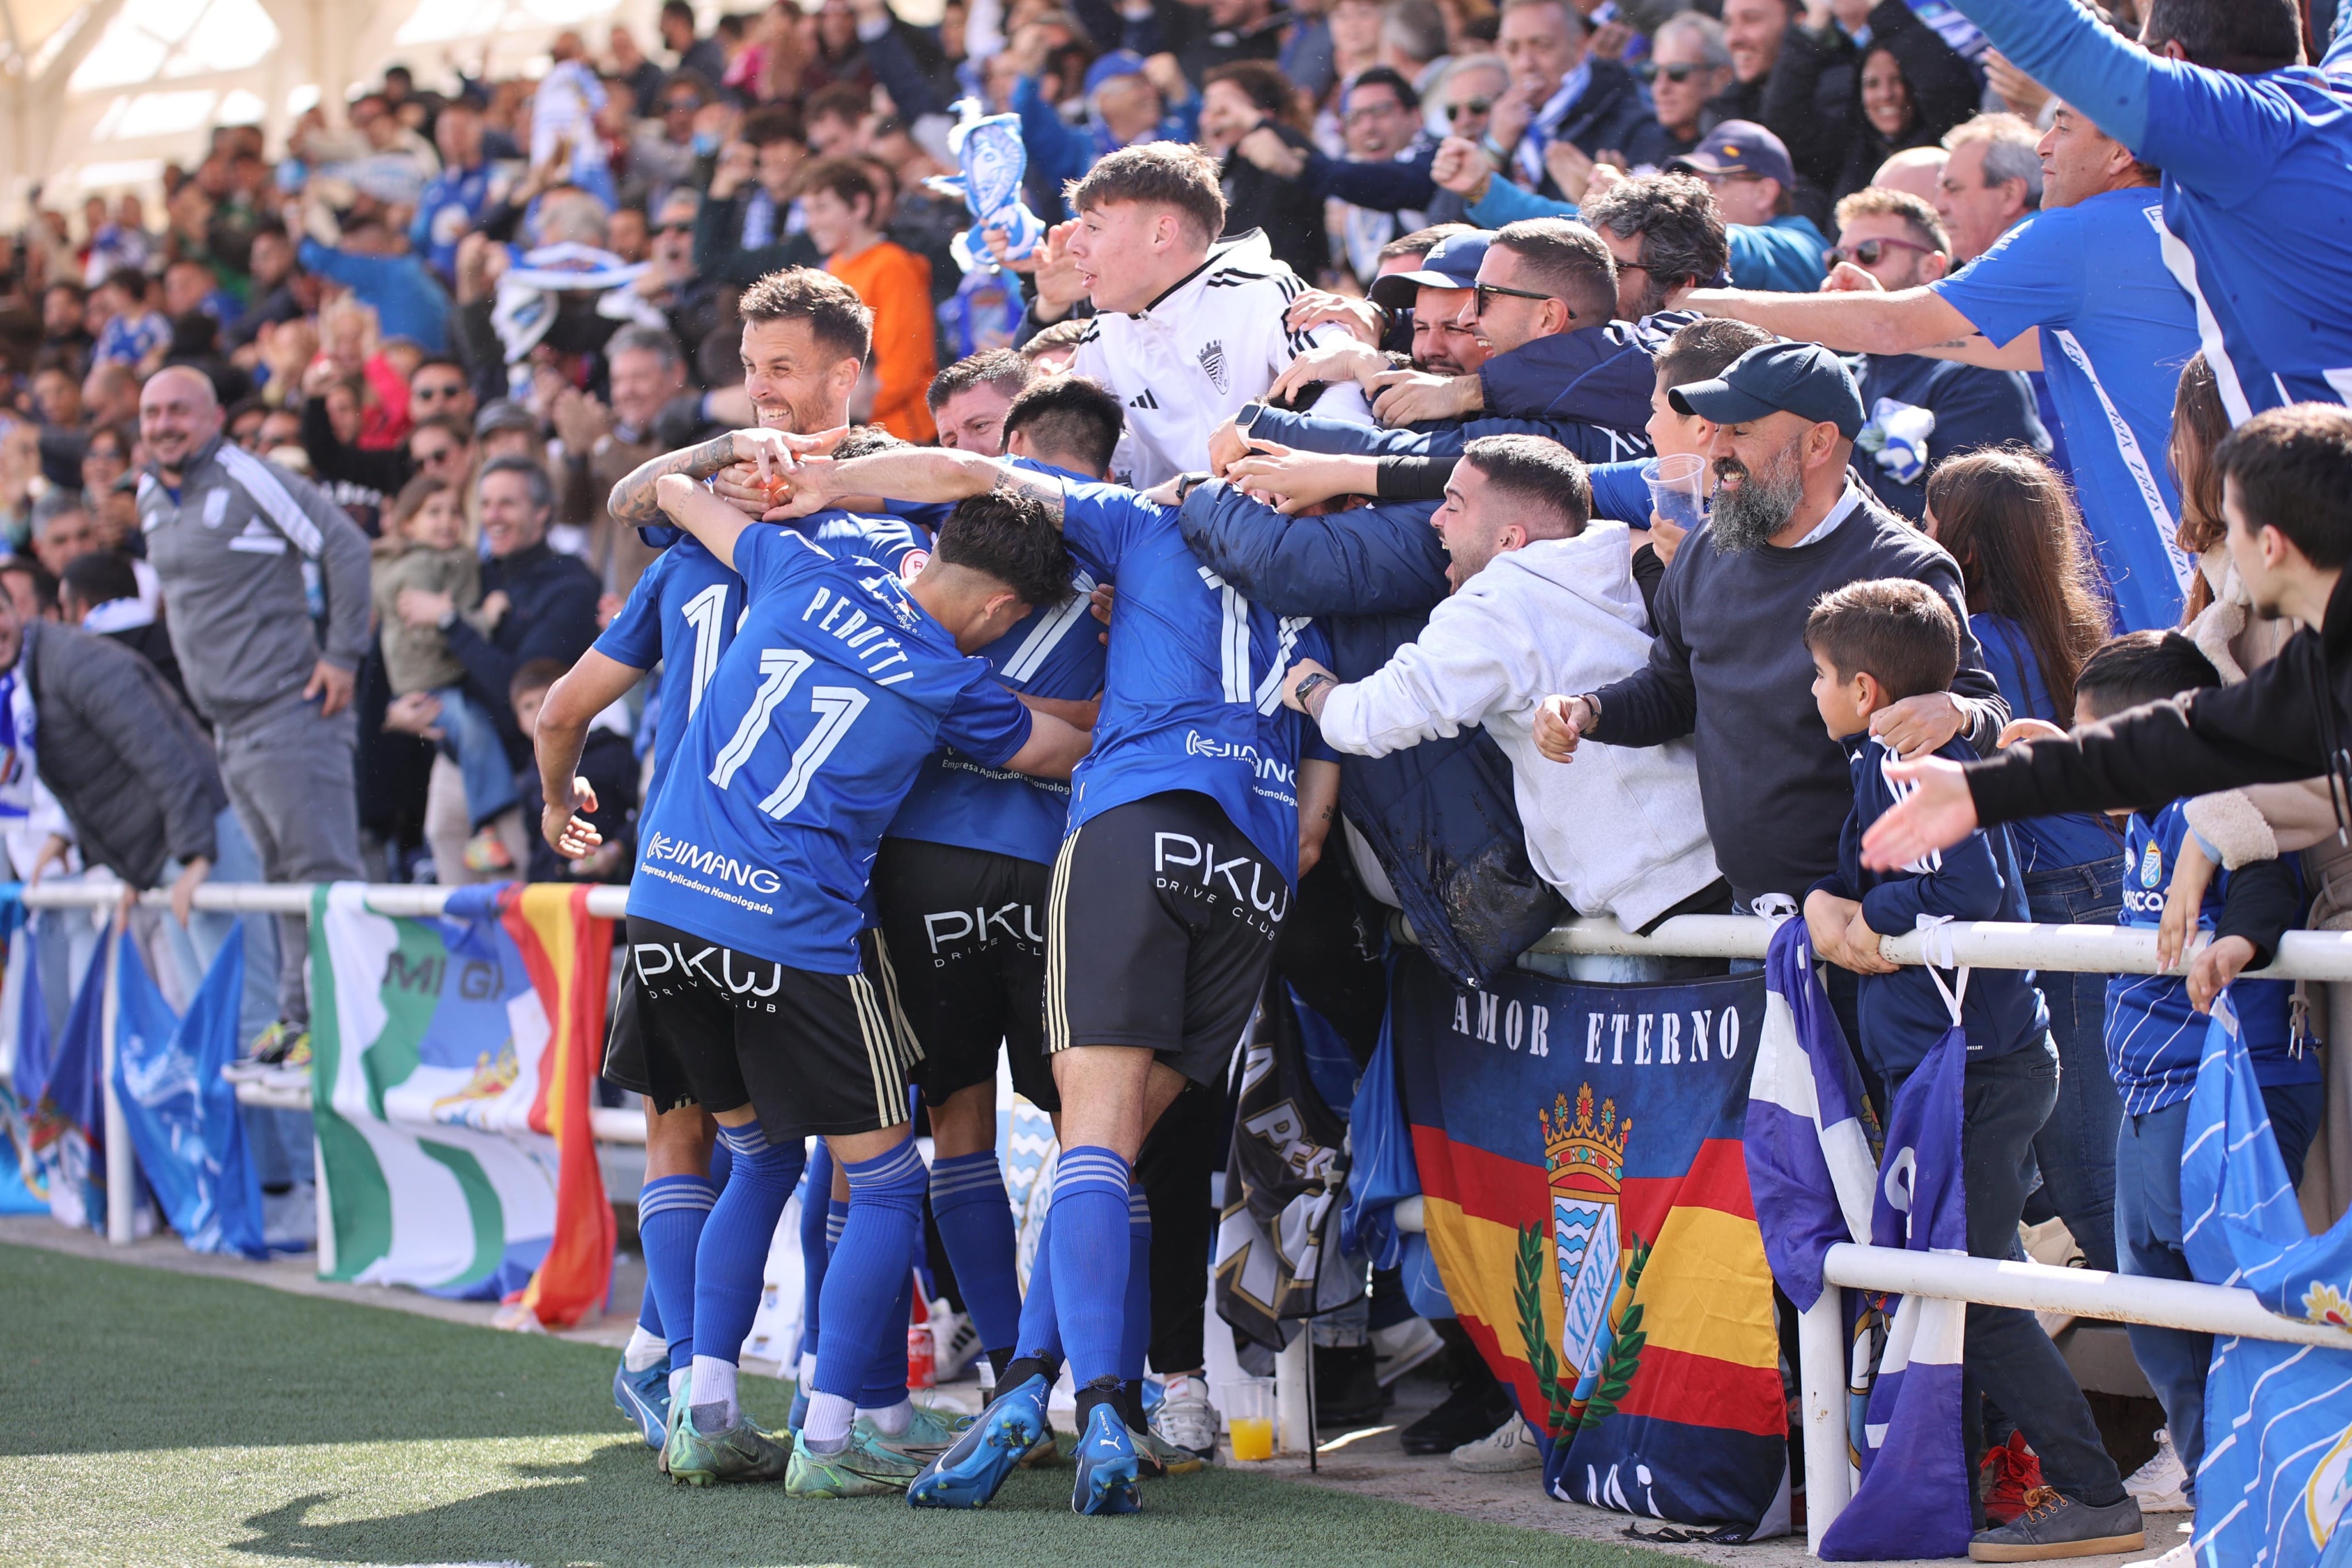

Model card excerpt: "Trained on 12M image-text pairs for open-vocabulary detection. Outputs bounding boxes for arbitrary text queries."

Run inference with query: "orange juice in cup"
[1229,1414,1275,1461]
[1218,1377,1278,1461]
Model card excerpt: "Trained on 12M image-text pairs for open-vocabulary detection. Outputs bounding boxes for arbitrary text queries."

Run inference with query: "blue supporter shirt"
[887,461,1107,866]
[1944,0,2352,425]
[1931,188,2200,631]
[626,528,1032,972]
[1588,458,1653,527]
[1970,614,2122,876]
[2105,803,2316,1114]
[1057,478,1333,884]
[410,161,500,282]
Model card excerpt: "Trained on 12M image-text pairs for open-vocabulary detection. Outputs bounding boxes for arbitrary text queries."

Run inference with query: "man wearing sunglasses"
[1640,16,1734,171]
[1681,102,2200,631]
[1820,189,2047,520]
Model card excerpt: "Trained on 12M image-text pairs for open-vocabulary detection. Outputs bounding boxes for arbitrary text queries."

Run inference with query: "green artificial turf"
[0,1242,1685,1568]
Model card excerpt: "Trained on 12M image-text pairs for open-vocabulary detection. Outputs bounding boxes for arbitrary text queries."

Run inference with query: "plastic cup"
[1218,1377,1277,1461]
[1643,452,1708,531]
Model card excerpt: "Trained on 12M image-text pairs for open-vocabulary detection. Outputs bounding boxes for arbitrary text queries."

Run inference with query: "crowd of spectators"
[3,0,2349,1551]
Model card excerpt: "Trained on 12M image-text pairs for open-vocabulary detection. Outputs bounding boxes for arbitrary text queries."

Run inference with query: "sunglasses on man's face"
[1643,61,1711,84]
[1445,96,1495,121]
[655,220,696,236]
[1473,280,1565,318]
[1825,235,1937,267]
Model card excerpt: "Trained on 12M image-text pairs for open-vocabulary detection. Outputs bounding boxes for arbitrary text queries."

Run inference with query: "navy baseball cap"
[1370,231,1491,310]
[1669,340,1866,440]
[1667,119,1797,191]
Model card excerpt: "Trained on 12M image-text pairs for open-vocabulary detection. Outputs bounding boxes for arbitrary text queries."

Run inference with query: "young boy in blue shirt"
[2071,630,2320,1520]
[1800,578,2142,1561]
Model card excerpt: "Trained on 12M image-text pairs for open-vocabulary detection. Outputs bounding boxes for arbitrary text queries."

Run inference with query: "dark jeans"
[2116,1080,2322,1501]
[2021,860,2125,1272]
[1893,1040,2125,1506]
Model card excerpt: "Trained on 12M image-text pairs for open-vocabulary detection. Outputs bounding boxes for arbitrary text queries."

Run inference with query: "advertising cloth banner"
[2181,995,2352,1568]
[310,884,613,1326]
[1390,946,1788,1538]
[111,924,266,1259]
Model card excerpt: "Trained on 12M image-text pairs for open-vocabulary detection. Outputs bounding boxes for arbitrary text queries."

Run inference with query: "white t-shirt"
[1071,230,1376,489]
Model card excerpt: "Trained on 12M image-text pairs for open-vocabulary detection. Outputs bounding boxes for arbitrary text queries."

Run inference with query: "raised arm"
[780,446,1062,519]
[609,429,763,526]
[652,473,760,569]
[1684,283,1997,359]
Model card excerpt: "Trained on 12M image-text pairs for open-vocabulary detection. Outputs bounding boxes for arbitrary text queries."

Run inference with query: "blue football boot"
[905,1372,1049,1509]
[613,1357,671,1450]
[1070,1396,1142,1516]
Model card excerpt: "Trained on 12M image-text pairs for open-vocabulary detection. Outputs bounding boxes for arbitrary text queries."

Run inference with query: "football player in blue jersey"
[533,268,935,1466]
[568,462,1091,1500]
[770,434,1343,1516]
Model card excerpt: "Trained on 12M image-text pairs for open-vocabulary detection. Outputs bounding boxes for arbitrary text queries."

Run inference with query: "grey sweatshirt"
[140,435,373,733]
[1588,482,2007,904]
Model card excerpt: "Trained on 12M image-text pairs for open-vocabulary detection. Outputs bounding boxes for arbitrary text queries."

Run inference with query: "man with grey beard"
[1531,340,2005,1047]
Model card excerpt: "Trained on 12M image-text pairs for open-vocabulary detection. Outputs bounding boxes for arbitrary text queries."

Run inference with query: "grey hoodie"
[140,435,373,733]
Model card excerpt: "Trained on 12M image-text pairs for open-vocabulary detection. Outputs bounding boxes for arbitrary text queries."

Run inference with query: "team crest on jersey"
[1198,339,1229,393]
[898,548,930,582]
[2141,842,2164,889]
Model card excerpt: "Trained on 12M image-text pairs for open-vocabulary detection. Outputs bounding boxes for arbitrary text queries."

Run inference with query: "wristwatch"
[1293,672,1336,710]
[1175,471,1210,505]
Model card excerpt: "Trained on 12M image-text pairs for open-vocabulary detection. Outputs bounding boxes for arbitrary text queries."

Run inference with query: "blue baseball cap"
[1669,340,1866,440]
[1667,119,1797,191]
[1084,50,1150,95]
[1370,231,1491,310]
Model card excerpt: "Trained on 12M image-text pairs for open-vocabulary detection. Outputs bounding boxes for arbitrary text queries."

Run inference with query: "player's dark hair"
[60,549,138,608]
[934,491,1073,609]
[1580,173,1730,302]
[510,657,571,706]
[2141,0,2301,73]
[928,347,1031,413]
[738,266,873,365]
[1066,142,1227,248]
[1490,218,1619,323]
[2074,630,2223,717]
[1002,375,1124,477]
[1347,64,1421,112]
[1804,578,1961,702]
[2212,403,2352,571]
[829,425,904,461]
[1460,434,1589,537]
[1655,316,1773,390]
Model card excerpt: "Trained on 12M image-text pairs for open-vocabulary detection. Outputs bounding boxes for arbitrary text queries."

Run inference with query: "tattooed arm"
[606,428,797,526]
[1678,284,2032,363]
[776,447,1070,524]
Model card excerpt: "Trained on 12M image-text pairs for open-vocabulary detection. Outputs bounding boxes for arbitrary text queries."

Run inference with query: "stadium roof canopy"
[0,0,660,219]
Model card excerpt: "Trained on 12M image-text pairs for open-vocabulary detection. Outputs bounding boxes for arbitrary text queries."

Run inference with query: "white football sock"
[688,1356,740,1429]
[622,1325,666,1373]
[858,1397,913,1435]
[805,1391,856,1447]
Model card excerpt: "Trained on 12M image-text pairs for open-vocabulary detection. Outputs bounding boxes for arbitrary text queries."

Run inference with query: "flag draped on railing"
[2181,995,2352,1567]
[309,883,612,1326]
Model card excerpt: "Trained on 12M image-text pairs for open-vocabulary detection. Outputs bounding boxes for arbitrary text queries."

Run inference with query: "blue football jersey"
[612,511,930,783]
[886,459,1108,866]
[1054,478,1330,883]
[627,527,1033,972]
[593,535,745,785]
[2104,802,2308,1114]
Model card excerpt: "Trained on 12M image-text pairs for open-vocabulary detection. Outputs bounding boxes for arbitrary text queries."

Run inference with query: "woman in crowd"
[1922,447,2123,1271]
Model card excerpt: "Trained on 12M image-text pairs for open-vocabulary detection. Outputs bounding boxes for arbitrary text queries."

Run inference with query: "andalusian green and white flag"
[309,884,565,1299]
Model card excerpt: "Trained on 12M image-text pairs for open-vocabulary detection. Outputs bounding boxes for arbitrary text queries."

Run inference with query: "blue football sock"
[796,1143,831,1376]
[1049,1145,1132,1388]
[813,1137,926,1404]
[691,1122,804,1376]
[637,1174,716,1366]
[1120,1181,1152,1382]
[930,1150,1023,1357]
[637,1278,663,1339]
[860,1267,914,1410]
[1011,1206,1063,1370]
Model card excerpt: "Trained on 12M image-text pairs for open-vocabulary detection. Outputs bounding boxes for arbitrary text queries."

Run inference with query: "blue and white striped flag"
[1819,965,1974,1562]
[1745,918,1875,1310]
[2181,996,2352,1567]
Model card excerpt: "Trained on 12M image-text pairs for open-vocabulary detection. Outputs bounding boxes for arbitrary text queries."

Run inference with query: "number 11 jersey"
[628,526,1034,974]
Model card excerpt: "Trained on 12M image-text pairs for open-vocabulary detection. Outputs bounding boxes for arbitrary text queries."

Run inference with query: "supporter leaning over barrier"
[138,366,372,1081]
[1533,341,2006,1073]
[1921,450,2124,1279]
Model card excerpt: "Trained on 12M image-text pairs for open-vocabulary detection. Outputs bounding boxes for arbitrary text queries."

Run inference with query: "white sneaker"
[1450,1415,1542,1473]
[929,1302,981,1382]
[1372,1317,1446,1386]
[2126,1428,2192,1512]
[1151,1372,1218,1458]
[2122,1538,2195,1567]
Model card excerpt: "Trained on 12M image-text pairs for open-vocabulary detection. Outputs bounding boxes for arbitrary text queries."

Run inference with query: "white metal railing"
[18,880,2352,1528]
